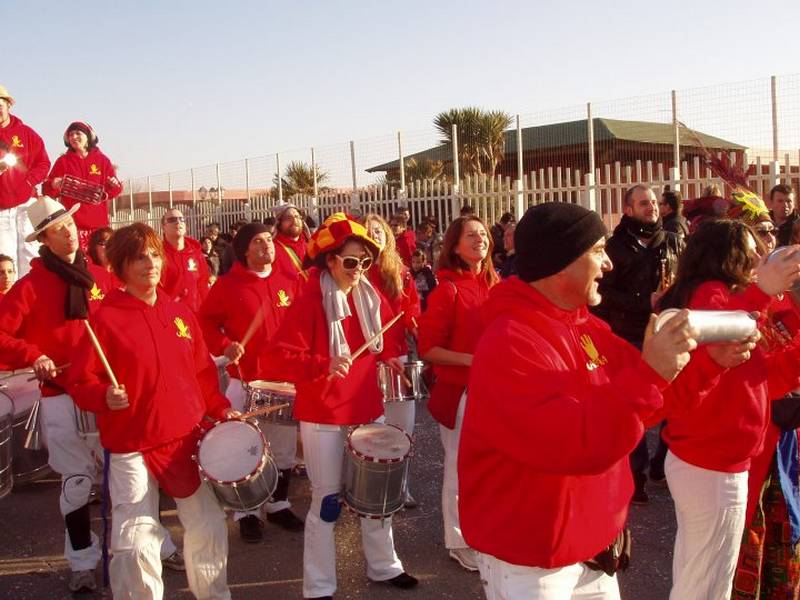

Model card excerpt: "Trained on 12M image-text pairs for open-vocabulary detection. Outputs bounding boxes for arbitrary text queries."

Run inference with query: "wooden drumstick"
[327,311,405,381]
[25,363,71,382]
[84,320,120,388]
[240,307,265,348]
[240,402,291,420]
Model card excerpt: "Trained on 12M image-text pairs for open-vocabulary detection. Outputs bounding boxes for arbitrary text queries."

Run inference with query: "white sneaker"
[449,547,479,572]
[68,569,97,592]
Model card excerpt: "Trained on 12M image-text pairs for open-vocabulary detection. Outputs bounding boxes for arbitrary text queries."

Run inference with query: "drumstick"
[240,307,265,348]
[84,320,120,388]
[326,311,405,381]
[25,363,71,382]
[240,402,291,420]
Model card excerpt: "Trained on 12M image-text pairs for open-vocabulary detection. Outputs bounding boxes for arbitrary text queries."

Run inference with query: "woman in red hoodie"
[68,223,235,600]
[657,219,800,600]
[417,215,499,572]
[43,122,122,252]
[261,213,417,600]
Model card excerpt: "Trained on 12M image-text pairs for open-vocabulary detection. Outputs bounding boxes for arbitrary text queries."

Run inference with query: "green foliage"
[433,107,513,178]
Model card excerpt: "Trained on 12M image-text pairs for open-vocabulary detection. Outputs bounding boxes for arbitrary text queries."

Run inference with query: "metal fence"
[113,73,800,236]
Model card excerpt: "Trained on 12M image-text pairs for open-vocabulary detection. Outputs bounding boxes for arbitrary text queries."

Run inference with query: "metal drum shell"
[245,381,297,425]
[377,361,427,403]
[654,309,757,344]
[0,395,12,500]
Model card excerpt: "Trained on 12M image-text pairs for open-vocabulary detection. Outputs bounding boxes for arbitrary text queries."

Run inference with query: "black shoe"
[238,515,264,543]
[266,508,305,532]
[384,572,419,590]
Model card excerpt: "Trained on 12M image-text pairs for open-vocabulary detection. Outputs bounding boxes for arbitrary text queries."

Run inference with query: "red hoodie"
[367,264,421,351]
[161,236,210,313]
[0,115,51,209]
[417,268,493,428]
[198,262,300,380]
[394,230,416,267]
[0,257,110,396]
[663,281,800,473]
[261,269,400,425]
[274,232,309,282]
[43,148,122,230]
[459,277,723,568]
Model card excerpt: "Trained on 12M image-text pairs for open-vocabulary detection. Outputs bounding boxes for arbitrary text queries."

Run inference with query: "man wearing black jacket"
[593,184,682,504]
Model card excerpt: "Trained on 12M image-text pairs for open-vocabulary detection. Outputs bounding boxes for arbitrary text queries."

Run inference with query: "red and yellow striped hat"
[306,212,380,260]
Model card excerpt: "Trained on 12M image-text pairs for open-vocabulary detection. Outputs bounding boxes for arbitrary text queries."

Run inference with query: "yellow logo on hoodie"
[580,334,607,371]
[174,317,192,340]
[276,289,291,307]
[89,283,104,301]
[89,163,101,176]
[10,135,23,148]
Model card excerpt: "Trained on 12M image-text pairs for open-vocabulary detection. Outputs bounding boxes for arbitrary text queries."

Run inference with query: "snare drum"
[195,419,279,511]
[0,373,51,486]
[377,361,427,402]
[0,393,13,499]
[74,405,97,435]
[245,381,296,425]
[343,423,412,519]
[212,356,230,394]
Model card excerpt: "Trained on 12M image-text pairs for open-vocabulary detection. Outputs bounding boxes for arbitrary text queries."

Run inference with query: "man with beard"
[198,223,304,543]
[593,184,682,503]
[273,204,309,282]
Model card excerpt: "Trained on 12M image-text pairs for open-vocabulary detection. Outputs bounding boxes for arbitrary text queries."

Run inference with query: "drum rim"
[346,423,412,464]
[245,380,296,394]
[195,418,269,484]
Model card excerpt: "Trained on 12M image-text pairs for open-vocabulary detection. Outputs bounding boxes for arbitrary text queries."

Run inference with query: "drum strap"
[278,242,309,281]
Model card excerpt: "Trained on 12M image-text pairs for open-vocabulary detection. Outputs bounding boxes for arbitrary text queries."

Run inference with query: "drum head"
[0,372,40,416]
[198,420,264,482]
[0,391,12,417]
[248,381,296,395]
[349,424,411,462]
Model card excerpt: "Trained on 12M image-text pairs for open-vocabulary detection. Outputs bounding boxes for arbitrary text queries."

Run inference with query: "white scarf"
[320,270,383,359]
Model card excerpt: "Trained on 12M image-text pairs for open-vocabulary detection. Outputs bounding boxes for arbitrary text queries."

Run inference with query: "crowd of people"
[2,79,800,600]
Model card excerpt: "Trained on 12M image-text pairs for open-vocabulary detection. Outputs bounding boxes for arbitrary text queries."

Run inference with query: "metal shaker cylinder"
[654,309,757,344]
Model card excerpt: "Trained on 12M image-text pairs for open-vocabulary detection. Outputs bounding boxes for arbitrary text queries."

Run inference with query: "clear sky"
[4,0,799,185]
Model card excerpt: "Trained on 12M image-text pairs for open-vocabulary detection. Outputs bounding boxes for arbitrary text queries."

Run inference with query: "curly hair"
[363,213,405,300]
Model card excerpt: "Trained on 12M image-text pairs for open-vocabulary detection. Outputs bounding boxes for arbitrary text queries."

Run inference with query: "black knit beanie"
[233,222,270,264]
[515,202,607,282]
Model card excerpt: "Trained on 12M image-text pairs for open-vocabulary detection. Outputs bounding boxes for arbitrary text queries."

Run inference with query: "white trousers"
[666,451,747,600]
[440,392,467,549]
[0,201,39,277]
[108,451,230,600]
[477,553,620,600]
[226,379,297,519]
[300,421,404,598]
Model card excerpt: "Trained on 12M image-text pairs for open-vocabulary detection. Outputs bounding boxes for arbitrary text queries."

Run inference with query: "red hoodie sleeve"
[195,247,210,306]
[66,329,111,414]
[101,153,122,200]
[23,129,50,189]
[417,280,457,356]
[187,311,230,419]
[468,321,666,475]
[0,281,44,367]
[43,155,66,198]
[401,269,421,329]
[196,281,233,355]
[766,339,800,400]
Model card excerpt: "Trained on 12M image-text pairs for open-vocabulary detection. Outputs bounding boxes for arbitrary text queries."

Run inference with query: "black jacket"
[773,211,800,247]
[593,216,683,346]
[662,212,688,239]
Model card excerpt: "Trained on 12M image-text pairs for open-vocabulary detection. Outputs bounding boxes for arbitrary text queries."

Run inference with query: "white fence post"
[215,163,222,206]
[311,147,319,223]
[245,158,251,203]
[515,115,525,217]
[191,168,196,204]
[584,103,597,212]
[168,172,173,208]
[147,176,152,215]
[770,75,780,188]
[670,90,681,192]
[450,124,461,219]
[398,131,407,207]
[128,178,134,213]
[276,153,283,203]
[350,140,359,212]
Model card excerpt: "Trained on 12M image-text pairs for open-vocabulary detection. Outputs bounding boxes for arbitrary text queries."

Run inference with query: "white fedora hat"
[25,196,80,243]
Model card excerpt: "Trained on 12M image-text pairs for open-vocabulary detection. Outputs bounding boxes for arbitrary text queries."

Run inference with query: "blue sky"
[4,0,799,184]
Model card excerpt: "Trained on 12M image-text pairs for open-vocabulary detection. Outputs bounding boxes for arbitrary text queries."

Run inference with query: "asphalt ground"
[0,414,676,599]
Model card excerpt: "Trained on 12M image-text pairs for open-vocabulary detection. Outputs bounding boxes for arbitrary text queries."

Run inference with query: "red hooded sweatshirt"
[161,236,210,313]
[417,268,493,428]
[198,261,300,381]
[0,115,51,209]
[43,148,122,230]
[0,257,109,396]
[367,264,421,350]
[663,281,800,473]
[67,288,230,497]
[261,269,400,425]
[274,232,309,282]
[459,277,724,568]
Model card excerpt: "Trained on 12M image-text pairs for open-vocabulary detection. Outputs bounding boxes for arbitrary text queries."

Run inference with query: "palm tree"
[272,161,330,198]
[433,107,513,178]
[376,158,445,188]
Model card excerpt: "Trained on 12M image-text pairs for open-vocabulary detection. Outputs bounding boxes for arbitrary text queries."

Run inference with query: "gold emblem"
[187,258,197,272]
[10,135,23,148]
[89,163,101,176]
[89,283,104,301]
[276,289,291,307]
[174,317,192,340]
[580,334,608,371]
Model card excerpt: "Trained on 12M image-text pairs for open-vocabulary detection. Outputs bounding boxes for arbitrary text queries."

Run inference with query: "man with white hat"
[0,85,51,277]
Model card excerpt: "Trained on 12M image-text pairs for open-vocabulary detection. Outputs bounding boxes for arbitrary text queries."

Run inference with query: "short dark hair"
[770,184,795,200]
[106,223,166,282]
[500,212,515,225]
[661,190,683,214]
[623,184,652,207]
[411,248,427,260]
[0,254,14,267]
[459,204,475,217]
[88,227,113,266]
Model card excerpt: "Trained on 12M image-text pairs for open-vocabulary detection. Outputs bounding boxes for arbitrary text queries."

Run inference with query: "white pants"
[477,553,620,600]
[440,392,467,549]
[666,451,747,600]
[300,421,404,598]
[40,393,102,571]
[226,379,297,519]
[0,201,39,277]
[108,452,230,600]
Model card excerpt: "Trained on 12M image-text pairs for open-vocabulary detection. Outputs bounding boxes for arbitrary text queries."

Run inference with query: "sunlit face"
[0,99,10,127]
[122,245,163,291]
[327,239,371,291]
[67,129,89,153]
[245,232,275,269]
[625,187,659,225]
[367,219,386,250]
[745,232,760,278]
[455,220,489,267]
[659,196,673,217]
[557,237,613,308]
[162,209,186,238]
[753,222,776,254]
[206,225,220,241]
[279,208,303,238]
[201,238,213,254]
[503,225,516,253]
[771,191,795,221]
[41,216,79,259]
[0,259,15,293]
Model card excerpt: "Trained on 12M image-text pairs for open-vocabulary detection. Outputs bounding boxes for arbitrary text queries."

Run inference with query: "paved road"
[0,414,675,599]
